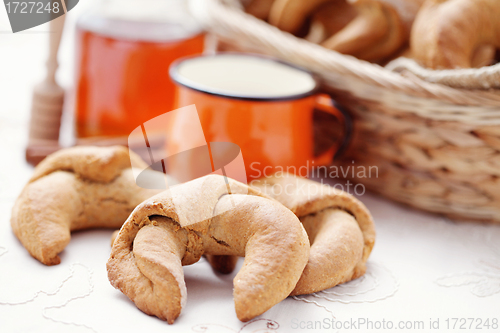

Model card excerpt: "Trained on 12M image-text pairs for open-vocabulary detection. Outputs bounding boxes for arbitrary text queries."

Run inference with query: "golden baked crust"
[268,0,423,62]
[107,175,310,324]
[305,1,358,44]
[269,0,334,33]
[29,145,148,183]
[411,0,500,69]
[10,146,162,265]
[250,174,375,295]
[322,0,424,62]
[245,0,276,21]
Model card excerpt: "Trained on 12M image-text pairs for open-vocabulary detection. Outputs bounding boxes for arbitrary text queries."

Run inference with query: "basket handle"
[386,57,500,90]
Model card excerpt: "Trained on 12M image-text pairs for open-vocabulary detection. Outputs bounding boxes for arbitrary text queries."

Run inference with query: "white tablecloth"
[1,5,500,333]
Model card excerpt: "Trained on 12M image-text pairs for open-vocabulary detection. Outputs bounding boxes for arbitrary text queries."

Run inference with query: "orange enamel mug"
[168,53,351,182]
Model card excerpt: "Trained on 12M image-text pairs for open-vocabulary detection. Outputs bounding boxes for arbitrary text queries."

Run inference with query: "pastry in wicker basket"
[252,0,498,67]
[245,0,276,20]
[266,0,424,62]
[304,1,358,44]
[245,0,356,42]
[322,0,423,62]
[209,174,376,295]
[268,0,334,33]
[10,146,163,265]
[411,0,500,69]
[107,175,310,323]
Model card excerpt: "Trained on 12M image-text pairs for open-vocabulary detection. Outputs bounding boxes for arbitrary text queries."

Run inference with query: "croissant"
[107,175,310,324]
[411,0,500,69]
[209,174,376,295]
[322,0,424,62]
[10,146,164,265]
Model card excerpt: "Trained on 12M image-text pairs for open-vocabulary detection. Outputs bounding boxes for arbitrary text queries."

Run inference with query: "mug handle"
[311,94,353,166]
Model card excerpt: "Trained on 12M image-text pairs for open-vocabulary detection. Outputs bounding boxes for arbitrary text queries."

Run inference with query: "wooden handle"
[26,12,67,165]
[46,14,66,85]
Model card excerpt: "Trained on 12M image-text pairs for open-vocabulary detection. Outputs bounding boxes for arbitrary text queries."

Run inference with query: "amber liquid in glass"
[75,26,204,138]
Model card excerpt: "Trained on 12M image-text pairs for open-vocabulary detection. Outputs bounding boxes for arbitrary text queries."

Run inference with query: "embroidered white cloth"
[1,5,500,332]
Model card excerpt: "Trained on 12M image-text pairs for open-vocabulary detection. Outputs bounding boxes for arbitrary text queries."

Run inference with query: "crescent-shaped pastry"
[107,175,310,324]
[10,146,163,265]
[251,174,375,295]
[209,174,376,295]
[252,174,375,295]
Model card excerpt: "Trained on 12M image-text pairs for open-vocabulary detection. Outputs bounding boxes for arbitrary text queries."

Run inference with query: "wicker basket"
[190,0,500,223]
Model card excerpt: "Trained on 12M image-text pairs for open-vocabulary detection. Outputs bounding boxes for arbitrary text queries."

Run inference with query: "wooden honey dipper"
[26,14,66,165]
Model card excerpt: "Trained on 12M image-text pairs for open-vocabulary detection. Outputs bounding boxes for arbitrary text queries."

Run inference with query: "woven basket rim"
[190,0,500,114]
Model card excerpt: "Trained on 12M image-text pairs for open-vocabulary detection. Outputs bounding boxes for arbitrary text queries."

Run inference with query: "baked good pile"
[11,146,375,323]
[246,0,500,68]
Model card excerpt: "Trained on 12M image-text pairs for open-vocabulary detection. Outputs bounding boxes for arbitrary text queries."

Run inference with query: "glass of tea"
[74,0,204,140]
